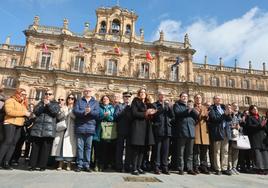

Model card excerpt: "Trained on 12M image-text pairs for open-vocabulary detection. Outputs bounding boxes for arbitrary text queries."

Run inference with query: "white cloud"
[152,7,268,69]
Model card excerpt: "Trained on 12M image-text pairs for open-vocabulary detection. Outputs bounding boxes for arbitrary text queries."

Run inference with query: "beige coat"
[194,105,210,145]
[51,106,77,157]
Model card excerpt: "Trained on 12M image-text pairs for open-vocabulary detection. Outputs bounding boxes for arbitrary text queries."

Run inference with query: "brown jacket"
[194,105,210,145]
[4,98,27,126]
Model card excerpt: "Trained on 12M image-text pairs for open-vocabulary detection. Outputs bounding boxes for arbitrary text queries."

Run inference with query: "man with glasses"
[73,87,99,172]
[114,91,132,172]
[208,96,232,175]
[30,89,60,171]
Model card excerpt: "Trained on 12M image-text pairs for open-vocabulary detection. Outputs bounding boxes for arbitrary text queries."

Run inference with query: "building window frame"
[196,75,204,85]
[100,21,107,34]
[111,19,120,34]
[125,24,131,35]
[170,66,179,81]
[211,76,220,87]
[242,80,250,89]
[140,63,149,79]
[10,58,17,67]
[35,89,46,101]
[40,52,52,69]
[4,77,16,88]
[107,59,117,75]
[74,56,85,73]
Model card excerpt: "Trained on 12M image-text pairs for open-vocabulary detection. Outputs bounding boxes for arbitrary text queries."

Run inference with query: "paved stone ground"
[0,168,267,188]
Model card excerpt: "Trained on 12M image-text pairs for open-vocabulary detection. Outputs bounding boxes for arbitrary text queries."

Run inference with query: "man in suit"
[114,91,132,172]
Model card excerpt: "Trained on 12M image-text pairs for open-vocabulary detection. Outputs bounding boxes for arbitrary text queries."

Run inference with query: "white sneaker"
[232,168,240,175]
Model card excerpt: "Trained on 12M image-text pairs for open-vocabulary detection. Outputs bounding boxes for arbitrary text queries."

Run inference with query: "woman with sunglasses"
[51,94,77,171]
[29,89,60,171]
[0,88,30,169]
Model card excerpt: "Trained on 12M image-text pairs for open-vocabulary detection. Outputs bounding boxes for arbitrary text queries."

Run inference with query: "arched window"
[211,77,220,87]
[242,80,250,89]
[227,78,235,87]
[140,63,149,78]
[107,59,117,75]
[125,24,131,35]
[196,75,203,85]
[74,56,84,73]
[112,19,120,34]
[170,66,178,81]
[40,52,51,69]
[10,58,17,67]
[100,21,107,33]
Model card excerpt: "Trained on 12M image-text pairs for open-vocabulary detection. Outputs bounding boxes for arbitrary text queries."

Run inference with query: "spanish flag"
[114,44,120,54]
[42,43,48,53]
[146,51,153,61]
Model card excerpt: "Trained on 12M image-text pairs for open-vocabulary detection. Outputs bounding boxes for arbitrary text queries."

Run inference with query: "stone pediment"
[69,45,90,53]
[37,43,58,50]
[103,50,123,56]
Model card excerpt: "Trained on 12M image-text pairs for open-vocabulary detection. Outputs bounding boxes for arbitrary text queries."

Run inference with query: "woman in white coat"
[51,94,77,171]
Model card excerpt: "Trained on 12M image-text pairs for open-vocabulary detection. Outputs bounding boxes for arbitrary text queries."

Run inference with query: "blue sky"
[1,0,268,68]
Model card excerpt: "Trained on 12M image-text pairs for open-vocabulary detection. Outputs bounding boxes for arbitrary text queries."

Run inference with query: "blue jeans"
[76,133,93,168]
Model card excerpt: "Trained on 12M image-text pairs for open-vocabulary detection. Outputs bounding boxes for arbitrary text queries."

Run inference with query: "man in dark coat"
[173,92,198,175]
[114,91,132,172]
[152,91,173,175]
[208,95,232,176]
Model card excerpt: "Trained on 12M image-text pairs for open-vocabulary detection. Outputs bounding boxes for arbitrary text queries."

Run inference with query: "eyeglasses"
[68,97,74,100]
[58,99,64,102]
[123,96,131,98]
[45,93,53,96]
[84,90,92,93]
[21,93,27,96]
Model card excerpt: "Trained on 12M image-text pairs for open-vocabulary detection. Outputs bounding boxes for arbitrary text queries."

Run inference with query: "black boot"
[3,161,13,170]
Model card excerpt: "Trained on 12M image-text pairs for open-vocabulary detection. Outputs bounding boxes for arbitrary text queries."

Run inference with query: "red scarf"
[252,112,259,120]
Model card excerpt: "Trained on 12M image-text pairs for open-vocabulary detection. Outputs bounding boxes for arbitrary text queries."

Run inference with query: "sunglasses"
[68,97,74,100]
[21,93,27,96]
[45,93,53,96]
[58,99,64,101]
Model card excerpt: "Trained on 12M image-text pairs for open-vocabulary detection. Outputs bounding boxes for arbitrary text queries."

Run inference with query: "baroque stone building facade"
[0,6,267,113]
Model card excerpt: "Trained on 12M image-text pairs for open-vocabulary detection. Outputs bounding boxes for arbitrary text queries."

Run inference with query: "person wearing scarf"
[0,88,31,169]
[246,105,268,175]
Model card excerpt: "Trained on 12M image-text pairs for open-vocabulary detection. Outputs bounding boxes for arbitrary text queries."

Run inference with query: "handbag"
[56,120,67,132]
[232,134,251,150]
[101,121,117,140]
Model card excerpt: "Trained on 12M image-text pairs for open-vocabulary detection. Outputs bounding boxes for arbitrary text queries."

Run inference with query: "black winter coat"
[208,104,232,141]
[114,103,132,136]
[173,101,198,139]
[130,97,155,146]
[31,100,60,138]
[152,101,173,137]
[246,115,268,150]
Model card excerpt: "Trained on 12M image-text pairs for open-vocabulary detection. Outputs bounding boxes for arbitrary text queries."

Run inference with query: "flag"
[42,43,48,53]
[171,56,183,70]
[79,43,84,53]
[146,51,153,61]
[114,44,120,54]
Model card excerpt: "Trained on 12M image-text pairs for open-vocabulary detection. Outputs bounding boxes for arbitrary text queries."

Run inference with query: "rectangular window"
[107,60,117,75]
[74,57,84,72]
[11,58,17,67]
[35,89,46,101]
[40,52,51,69]
[196,76,203,85]
[140,63,149,78]
[4,77,16,88]
[171,67,178,81]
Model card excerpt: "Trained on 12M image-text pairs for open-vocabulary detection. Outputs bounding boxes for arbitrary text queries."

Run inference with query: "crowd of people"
[0,86,267,176]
